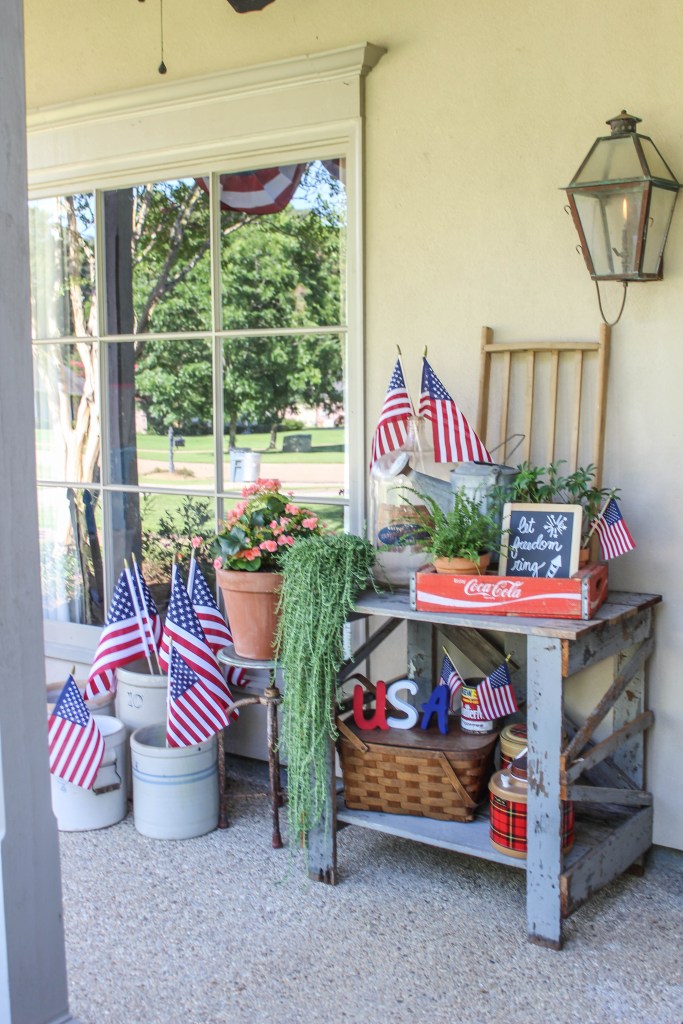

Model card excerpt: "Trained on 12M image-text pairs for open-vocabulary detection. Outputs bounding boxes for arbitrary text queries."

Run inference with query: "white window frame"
[27,43,385,659]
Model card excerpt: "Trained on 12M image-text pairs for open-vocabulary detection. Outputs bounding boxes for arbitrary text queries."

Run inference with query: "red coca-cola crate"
[411,563,608,620]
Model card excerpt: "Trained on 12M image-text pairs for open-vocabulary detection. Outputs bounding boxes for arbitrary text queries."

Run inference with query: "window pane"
[107,338,215,491]
[103,178,211,335]
[29,193,96,339]
[38,486,104,625]
[220,159,346,330]
[34,342,100,483]
[108,491,216,614]
[222,333,345,500]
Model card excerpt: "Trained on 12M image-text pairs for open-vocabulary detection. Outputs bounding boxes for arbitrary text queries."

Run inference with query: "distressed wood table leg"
[307,736,337,884]
[526,635,564,949]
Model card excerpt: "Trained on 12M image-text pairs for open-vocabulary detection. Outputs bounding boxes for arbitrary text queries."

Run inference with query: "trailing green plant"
[403,488,502,565]
[276,532,376,852]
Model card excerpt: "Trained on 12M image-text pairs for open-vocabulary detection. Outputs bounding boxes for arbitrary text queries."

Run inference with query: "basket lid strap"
[336,716,370,753]
[437,751,476,809]
[344,672,376,696]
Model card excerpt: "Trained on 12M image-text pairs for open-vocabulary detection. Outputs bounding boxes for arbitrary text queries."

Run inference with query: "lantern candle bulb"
[621,197,630,274]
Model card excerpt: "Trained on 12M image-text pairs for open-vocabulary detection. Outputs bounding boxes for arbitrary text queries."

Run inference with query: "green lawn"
[136,491,345,534]
[136,427,345,464]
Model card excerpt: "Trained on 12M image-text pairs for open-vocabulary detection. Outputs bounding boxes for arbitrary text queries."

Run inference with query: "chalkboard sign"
[499,503,582,579]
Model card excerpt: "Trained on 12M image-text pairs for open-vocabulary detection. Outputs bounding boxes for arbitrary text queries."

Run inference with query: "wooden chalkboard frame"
[499,503,583,579]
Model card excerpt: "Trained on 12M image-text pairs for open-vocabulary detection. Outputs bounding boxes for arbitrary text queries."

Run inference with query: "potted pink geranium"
[212,479,323,659]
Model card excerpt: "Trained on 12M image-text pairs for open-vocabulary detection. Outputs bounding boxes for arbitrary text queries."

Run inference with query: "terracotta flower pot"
[433,553,491,576]
[215,568,282,660]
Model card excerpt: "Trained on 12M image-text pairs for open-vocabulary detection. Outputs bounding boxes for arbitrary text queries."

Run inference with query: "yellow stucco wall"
[24,0,683,849]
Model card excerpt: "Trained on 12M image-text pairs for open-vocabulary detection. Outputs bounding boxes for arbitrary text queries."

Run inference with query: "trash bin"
[229,448,261,483]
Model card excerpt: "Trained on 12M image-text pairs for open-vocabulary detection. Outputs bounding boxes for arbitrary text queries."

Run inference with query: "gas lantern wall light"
[564,111,680,324]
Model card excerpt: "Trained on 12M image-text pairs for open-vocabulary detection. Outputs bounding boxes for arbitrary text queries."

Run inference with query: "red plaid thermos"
[488,751,574,859]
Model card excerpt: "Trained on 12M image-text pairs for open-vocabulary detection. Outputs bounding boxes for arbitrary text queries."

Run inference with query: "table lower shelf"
[336,794,625,874]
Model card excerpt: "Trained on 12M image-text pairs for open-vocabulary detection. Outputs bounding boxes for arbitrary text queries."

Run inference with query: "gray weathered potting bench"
[308,586,658,949]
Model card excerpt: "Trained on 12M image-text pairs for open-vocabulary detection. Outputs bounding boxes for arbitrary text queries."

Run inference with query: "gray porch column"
[0,0,72,1020]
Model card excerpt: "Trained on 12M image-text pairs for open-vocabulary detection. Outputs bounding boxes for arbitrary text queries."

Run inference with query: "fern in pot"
[405,487,502,575]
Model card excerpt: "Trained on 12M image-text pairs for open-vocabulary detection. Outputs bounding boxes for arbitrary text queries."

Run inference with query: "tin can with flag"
[460,679,494,734]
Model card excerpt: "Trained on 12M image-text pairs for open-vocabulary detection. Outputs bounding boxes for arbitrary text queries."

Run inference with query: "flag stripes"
[85,570,151,699]
[370,359,414,468]
[188,562,247,688]
[167,648,233,748]
[477,662,518,721]
[439,652,464,711]
[48,676,105,790]
[594,498,636,560]
[419,358,492,464]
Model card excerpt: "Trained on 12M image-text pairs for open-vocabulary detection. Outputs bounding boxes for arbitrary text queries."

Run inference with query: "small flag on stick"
[160,565,237,721]
[419,357,491,464]
[167,646,235,747]
[477,661,518,721]
[439,650,464,711]
[188,561,247,688]
[370,358,415,468]
[48,675,105,790]
[593,497,636,560]
[85,570,151,700]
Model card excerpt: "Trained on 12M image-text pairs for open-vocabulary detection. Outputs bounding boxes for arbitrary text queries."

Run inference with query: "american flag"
[196,164,304,214]
[48,675,105,790]
[84,570,149,700]
[594,498,636,560]
[440,652,464,711]
[167,646,235,747]
[160,566,237,721]
[370,359,415,468]
[476,662,518,721]
[419,358,492,464]
[188,561,247,688]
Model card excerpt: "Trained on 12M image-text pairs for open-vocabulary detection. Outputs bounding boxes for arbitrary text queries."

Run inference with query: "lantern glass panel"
[574,137,643,185]
[642,187,677,275]
[573,187,645,277]
[638,137,678,183]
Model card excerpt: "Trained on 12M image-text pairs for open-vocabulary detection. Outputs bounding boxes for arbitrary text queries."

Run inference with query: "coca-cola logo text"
[462,578,524,601]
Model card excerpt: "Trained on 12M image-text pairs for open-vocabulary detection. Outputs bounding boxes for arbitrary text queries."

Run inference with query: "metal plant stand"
[308,587,659,949]
[217,645,284,849]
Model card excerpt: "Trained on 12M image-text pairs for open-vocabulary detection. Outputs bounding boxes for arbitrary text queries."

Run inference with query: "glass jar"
[370,417,441,587]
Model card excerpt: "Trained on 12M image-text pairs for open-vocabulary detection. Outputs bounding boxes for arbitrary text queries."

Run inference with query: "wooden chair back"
[476,324,611,486]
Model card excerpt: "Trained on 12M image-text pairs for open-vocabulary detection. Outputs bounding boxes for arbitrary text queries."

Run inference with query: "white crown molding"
[26,42,385,194]
[27,42,386,132]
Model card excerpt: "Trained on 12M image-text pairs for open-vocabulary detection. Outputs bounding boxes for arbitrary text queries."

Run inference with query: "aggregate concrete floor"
[61,759,683,1024]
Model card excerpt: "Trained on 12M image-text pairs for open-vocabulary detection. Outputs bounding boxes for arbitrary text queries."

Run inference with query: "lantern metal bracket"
[594,280,628,327]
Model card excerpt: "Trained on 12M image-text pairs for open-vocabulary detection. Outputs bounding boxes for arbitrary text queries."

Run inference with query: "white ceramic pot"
[50,716,128,831]
[114,660,167,734]
[115,660,168,798]
[130,724,218,840]
[46,681,115,717]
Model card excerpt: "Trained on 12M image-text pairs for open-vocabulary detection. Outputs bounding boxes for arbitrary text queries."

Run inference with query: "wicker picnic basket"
[337,680,498,823]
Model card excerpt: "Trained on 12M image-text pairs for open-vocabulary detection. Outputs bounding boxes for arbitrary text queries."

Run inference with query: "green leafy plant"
[276,533,376,851]
[212,478,323,572]
[491,461,618,547]
[141,494,213,583]
[404,488,502,565]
